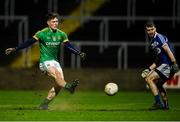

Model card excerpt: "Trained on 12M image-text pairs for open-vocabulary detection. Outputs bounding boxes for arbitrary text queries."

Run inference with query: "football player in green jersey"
[5,13,86,110]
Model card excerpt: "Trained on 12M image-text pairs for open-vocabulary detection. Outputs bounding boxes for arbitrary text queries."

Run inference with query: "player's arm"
[5,38,37,55]
[163,43,179,72]
[141,62,157,78]
[149,63,156,70]
[64,41,86,60]
[163,43,176,63]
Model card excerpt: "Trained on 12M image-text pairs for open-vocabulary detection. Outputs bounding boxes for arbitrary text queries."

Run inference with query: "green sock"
[65,82,71,89]
[41,98,51,106]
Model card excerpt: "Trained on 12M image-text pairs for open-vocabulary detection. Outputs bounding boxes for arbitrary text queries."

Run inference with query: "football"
[104,82,118,96]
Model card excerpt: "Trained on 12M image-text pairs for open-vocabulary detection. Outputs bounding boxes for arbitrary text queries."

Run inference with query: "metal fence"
[1,15,180,69]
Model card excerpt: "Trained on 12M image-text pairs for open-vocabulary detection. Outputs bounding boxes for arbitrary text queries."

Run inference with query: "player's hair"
[145,21,155,28]
[46,12,60,21]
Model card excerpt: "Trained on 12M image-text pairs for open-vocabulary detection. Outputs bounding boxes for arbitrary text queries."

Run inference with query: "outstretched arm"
[64,41,86,60]
[5,38,37,55]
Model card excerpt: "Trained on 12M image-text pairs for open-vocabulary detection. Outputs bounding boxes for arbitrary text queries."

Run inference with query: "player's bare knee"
[54,70,63,80]
[53,73,65,87]
[47,67,58,79]
[145,76,154,84]
[145,77,150,83]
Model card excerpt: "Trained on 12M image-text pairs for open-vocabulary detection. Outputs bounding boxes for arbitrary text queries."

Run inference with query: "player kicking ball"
[141,21,179,110]
[5,12,86,110]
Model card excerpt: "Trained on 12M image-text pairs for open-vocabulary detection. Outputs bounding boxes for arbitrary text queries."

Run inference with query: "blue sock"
[154,95,161,104]
[163,100,169,108]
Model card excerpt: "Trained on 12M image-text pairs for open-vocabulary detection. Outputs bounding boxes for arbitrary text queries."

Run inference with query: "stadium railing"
[0,16,29,67]
[1,15,180,69]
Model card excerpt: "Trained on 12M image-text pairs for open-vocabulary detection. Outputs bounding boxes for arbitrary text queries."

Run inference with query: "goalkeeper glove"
[171,62,179,73]
[79,52,86,61]
[5,47,17,55]
[141,68,151,78]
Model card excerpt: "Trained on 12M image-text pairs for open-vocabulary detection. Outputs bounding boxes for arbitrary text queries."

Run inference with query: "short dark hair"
[46,12,60,21]
[145,21,155,28]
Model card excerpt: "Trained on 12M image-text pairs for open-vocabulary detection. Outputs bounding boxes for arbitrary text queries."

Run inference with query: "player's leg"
[51,61,79,93]
[156,64,171,109]
[154,64,171,110]
[156,81,169,109]
[48,66,79,93]
[145,71,163,110]
[39,61,79,110]
[41,60,79,93]
[39,62,63,110]
[39,85,61,110]
[56,62,79,93]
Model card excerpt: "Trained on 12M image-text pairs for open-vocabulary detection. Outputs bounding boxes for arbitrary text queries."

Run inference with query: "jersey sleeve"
[33,31,42,41]
[62,31,69,43]
[159,34,168,47]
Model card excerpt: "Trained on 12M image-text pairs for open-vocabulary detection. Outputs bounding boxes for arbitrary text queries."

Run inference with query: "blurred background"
[0,0,180,90]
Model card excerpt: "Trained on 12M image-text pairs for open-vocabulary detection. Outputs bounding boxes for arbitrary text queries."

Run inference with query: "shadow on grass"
[0,106,42,111]
[77,108,179,112]
[0,105,179,112]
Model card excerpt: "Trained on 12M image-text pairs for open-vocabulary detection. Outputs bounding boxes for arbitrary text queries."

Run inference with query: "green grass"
[0,90,180,121]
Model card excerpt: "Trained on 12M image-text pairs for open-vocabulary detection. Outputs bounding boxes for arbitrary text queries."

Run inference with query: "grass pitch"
[0,90,180,121]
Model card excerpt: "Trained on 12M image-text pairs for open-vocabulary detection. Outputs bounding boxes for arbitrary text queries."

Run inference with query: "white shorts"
[39,60,64,79]
[156,64,170,79]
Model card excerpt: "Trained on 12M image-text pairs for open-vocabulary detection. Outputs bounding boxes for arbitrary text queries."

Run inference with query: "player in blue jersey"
[5,13,86,110]
[141,21,179,110]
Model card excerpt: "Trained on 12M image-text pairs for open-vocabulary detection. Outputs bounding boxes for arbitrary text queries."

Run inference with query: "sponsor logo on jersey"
[151,41,161,55]
[46,42,60,46]
[151,41,159,49]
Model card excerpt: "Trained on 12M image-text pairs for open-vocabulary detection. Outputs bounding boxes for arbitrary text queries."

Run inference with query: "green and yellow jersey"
[33,27,68,63]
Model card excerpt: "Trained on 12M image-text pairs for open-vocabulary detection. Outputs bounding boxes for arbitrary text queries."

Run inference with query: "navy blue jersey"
[149,33,174,65]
